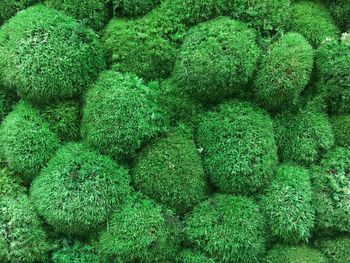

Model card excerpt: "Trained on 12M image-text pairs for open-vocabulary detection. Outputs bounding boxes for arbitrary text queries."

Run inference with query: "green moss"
[173,17,260,103]
[0,5,105,104]
[290,1,339,47]
[197,100,277,195]
[178,250,215,263]
[0,89,18,122]
[311,147,350,233]
[46,0,109,31]
[0,0,38,25]
[99,198,180,262]
[0,195,50,263]
[132,131,207,214]
[266,245,327,263]
[254,33,313,111]
[102,18,175,81]
[30,143,131,236]
[274,106,334,166]
[261,164,314,244]
[330,115,350,147]
[113,0,160,17]
[185,195,265,263]
[0,168,25,199]
[52,239,99,263]
[0,101,61,182]
[328,0,350,32]
[315,236,350,263]
[81,70,168,161]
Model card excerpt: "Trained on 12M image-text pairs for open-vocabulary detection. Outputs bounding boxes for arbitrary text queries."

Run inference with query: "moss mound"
[30,143,131,236]
[113,0,160,17]
[173,17,260,103]
[0,0,38,25]
[266,245,327,263]
[52,239,99,263]
[185,194,265,263]
[315,236,350,263]
[0,5,105,104]
[330,115,350,147]
[261,164,314,243]
[81,70,168,161]
[254,33,313,111]
[99,198,180,262]
[0,101,61,182]
[197,100,277,195]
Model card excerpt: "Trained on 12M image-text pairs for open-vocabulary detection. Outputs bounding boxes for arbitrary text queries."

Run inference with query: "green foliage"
[178,250,215,263]
[39,100,81,142]
[185,195,265,263]
[81,70,168,161]
[0,195,50,263]
[30,143,131,236]
[0,5,105,104]
[0,101,61,182]
[0,0,38,25]
[328,0,350,32]
[52,239,99,263]
[316,37,350,114]
[254,33,313,111]
[102,18,175,81]
[0,168,25,199]
[311,147,350,233]
[133,131,207,214]
[0,89,18,122]
[274,106,334,166]
[261,164,314,243]
[315,236,350,263]
[113,0,160,17]
[46,0,109,31]
[266,245,327,263]
[290,1,339,47]
[173,17,260,103]
[330,115,350,147]
[99,198,180,262]
[197,100,277,195]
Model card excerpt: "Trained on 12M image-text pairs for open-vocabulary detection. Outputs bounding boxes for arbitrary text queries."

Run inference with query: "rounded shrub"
[315,236,350,263]
[173,17,260,103]
[185,195,266,263]
[0,168,25,199]
[0,5,105,104]
[103,19,175,81]
[0,89,18,122]
[316,37,350,114]
[133,131,207,214]
[290,1,339,47]
[330,115,350,147]
[0,101,61,182]
[0,195,50,263]
[311,147,350,233]
[113,0,160,17]
[178,250,215,263]
[261,164,315,244]
[274,106,334,166]
[266,245,327,263]
[46,0,109,31]
[254,33,313,111]
[0,0,38,25]
[30,143,131,236]
[99,198,180,262]
[52,239,99,263]
[81,70,168,161]
[197,100,277,195]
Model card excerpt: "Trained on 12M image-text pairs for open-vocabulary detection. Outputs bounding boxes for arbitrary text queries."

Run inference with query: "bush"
[0,89,18,122]
[81,70,168,161]
[0,101,61,182]
[132,131,207,214]
[0,0,38,25]
[261,164,315,243]
[330,115,350,147]
[254,33,313,111]
[178,250,215,263]
[102,19,175,81]
[0,5,105,104]
[290,1,339,47]
[30,143,131,236]
[99,198,180,262]
[185,195,265,263]
[274,106,334,166]
[52,239,99,263]
[311,147,350,233]
[315,236,350,263]
[113,0,160,17]
[0,195,50,263]
[266,245,327,263]
[46,0,109,31]
[173,17,260,104]
[316,37,350,114]
[197,100,277,195]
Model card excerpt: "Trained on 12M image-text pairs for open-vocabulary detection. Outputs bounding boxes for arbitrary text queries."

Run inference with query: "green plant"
[197,100,277,195]
[81,70,168,161]
[0,168,25,199]
[132,131,207,214]
[266,245,327,263]
[261,164,314,243]
[315,236,350,263]
[52,239,99,263]
[185,194,266,263]
[99,198,180,262]
[0,0,38,25]
[328,0,350,32]
[0,5,105,104]
[30,143,131,236]
[173,17,260,103]
[254,33,313,111]
[330,115,350,147]
[0,101,61,182]
[113,0,160,17]
[178,250,215,263]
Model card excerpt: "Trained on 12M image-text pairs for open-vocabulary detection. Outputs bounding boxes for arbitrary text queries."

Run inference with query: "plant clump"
[266,245,327,263]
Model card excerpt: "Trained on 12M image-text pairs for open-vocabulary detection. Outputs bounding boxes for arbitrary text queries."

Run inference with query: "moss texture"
[315,236,350,263]
[0,89,18,122]
[0,0,38,25]
[330,115,350,148]
[266,245,327,263]
[52,239,99,263]
[178,250,215,263]
[113,0,160,17]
